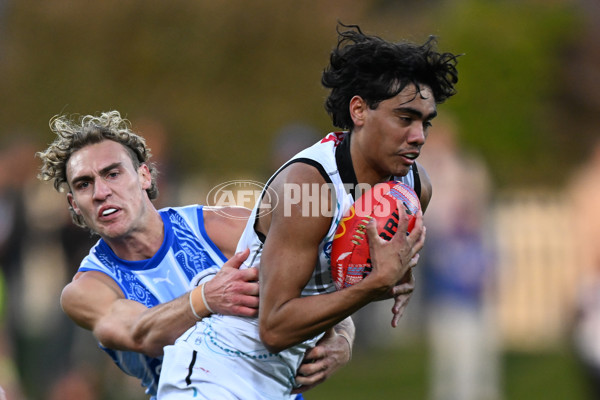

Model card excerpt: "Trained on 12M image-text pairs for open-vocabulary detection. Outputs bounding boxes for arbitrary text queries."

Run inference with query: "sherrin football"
[330,181,421,290]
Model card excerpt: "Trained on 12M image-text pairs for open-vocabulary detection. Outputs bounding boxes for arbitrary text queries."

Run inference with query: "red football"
[330,181,421,290]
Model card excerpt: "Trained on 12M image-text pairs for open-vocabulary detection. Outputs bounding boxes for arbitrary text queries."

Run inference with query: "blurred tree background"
[0,0,594,188]
[1,0,599,399]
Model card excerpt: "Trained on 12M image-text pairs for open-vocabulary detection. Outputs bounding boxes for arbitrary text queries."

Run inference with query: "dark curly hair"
[37,110,159,228]
[322,23,460,130]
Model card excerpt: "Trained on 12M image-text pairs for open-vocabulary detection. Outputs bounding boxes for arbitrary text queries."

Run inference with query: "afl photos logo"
[206,180,279,220]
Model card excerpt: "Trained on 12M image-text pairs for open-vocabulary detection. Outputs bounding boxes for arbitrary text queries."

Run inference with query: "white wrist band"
[201,283,215,314]
[189,290,202,320]
[338,332,353,361]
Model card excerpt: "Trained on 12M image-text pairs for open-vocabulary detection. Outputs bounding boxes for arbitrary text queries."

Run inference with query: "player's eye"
[75,181,90,190]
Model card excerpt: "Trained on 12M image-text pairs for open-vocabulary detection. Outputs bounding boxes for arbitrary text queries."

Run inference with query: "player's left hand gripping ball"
[330,181,421,290]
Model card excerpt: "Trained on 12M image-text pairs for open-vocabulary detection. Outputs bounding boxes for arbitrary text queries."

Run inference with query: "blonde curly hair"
[37,110,159,228]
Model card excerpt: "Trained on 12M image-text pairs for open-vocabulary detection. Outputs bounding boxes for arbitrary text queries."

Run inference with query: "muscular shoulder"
[203,206,251,258]
[61,271,124,329]
[415,162,432,213]
[271,160,330,190]
[62,271,123,301]
[262,162,333,240]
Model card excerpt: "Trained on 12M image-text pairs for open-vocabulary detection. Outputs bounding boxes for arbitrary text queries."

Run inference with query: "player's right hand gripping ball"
[330,181,421,290]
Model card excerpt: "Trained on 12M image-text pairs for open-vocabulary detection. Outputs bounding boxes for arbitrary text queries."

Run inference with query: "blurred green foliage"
[0,0,584,188]
[437,0,580,188]
[308,342,590,400]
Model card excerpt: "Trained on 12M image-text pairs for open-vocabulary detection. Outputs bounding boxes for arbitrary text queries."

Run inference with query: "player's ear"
[138,163,152,190]
[67,192,81,215]
[349,96,367,127]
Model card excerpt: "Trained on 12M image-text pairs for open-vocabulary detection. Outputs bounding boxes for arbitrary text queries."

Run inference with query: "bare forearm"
[62,275,205,358]
[98,288,207,357]
[134,293,205,354]
[260,284,378,353]
[260,216,423,352]
[99,251,255,357]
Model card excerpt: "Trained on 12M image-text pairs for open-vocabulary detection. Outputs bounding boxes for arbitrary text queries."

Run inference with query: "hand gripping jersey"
[157,132,420,399]
[78,205,226,399]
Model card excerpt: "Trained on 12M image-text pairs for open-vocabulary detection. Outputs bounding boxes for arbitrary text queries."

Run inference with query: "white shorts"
[157,320,300,400]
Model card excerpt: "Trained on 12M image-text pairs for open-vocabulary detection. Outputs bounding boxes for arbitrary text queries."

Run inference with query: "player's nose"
[407,123,426,146]
[93,179,112,200]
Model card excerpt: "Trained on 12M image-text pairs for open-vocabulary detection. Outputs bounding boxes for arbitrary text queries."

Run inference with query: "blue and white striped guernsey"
[78,205,226,399]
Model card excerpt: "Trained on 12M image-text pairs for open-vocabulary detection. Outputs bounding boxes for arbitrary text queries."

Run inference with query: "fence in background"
[493,190,581,350]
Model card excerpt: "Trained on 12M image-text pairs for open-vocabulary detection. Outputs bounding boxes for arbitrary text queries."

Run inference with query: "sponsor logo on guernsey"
[152,270,174,285]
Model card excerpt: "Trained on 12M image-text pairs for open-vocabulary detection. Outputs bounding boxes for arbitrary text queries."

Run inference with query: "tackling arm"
[293,316,355,394]
[60,250,255,358]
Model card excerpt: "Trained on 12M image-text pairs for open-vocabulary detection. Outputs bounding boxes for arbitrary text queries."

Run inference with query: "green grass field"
[307,342,591,400]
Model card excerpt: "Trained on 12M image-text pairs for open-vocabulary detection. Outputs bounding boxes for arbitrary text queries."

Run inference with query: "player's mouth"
[98,206,120,220]
[397,151,419,164]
